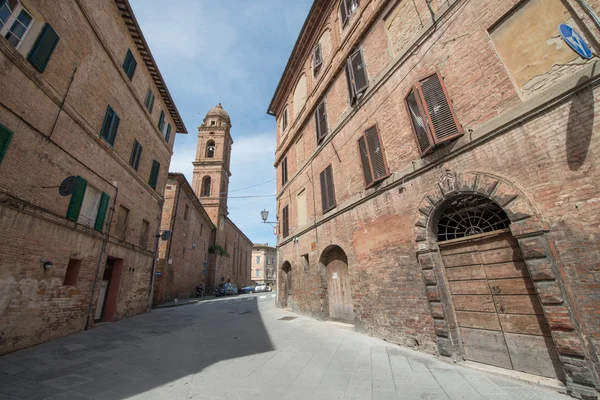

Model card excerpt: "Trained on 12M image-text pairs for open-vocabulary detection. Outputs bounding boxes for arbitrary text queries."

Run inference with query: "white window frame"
[0,0,34,49]
[78,185,102,228]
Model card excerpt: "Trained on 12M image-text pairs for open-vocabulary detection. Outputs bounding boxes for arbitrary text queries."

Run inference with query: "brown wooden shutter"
[358,136,373,187]
[320,169,328,213]
[313,44,322,70]
[282,107,288,131]
[406,88,434,156]
[419,72,462,143]
[326,165,336,210]
[282,157,288,185]
[345,59,356,103]
[365,126,388,181]
[350,49,368,96]
[282,206,289,238]
[315,101,328,142]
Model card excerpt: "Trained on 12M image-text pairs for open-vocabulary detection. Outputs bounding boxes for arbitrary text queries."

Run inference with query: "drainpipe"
[147,198,165,312]
[576,0,600,31]
[85,184,118,330]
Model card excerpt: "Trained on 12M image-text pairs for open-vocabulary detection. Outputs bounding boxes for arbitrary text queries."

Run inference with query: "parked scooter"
[195,285,203,298]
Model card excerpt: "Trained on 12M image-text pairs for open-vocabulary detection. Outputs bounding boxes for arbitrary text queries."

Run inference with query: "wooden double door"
[440,231,563,380]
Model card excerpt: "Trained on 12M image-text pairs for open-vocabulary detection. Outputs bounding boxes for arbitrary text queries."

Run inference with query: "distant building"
[267,0,600,397]
[153,173,215,306]
[251,243,276,288]
[191,104,253,292]
[0,0,185,354]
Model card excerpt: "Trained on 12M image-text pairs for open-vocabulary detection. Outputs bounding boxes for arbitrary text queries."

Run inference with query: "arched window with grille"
[201,176,211,197]
[206,140,215,158]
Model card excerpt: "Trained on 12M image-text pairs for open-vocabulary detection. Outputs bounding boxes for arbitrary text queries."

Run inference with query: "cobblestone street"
[0,294,572,400]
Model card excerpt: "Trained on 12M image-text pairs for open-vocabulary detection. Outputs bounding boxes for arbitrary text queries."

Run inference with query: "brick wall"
[0,0,182,354]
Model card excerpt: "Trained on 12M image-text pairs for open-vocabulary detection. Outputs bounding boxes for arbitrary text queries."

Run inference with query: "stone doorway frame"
[413,170,597,398]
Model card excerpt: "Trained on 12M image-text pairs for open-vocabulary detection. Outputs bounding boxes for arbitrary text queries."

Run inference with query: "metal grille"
[437,195,511,242]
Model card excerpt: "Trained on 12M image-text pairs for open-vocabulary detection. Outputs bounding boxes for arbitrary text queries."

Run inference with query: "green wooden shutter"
[66,176,87,221]
[94,192,110,231]
[165,124,171,143]
[0,123,14,165]
[28,23,60,73]
[122,49,136,80]
[158,111,165,130]
[149,160,160,189]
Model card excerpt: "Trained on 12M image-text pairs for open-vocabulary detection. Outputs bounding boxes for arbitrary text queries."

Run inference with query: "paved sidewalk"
[0,295,572,399]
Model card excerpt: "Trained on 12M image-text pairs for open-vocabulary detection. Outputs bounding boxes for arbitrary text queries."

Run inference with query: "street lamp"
[261,209,278,227]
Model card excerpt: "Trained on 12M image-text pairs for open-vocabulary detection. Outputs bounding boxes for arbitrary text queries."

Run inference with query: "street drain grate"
[279,316,297,321]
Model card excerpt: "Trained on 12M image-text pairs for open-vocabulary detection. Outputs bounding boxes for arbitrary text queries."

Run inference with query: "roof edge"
[115,0,188,134]
[168,172,215,228]
[266,0,330,116]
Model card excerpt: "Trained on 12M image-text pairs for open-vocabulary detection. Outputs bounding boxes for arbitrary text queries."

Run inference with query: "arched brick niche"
[414,170,597,398]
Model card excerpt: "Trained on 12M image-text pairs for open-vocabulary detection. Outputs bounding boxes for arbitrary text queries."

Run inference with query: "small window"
[63,259,81,286]
[129,139,143,171]
[206,140,215,158]
[406,72,462,157]
[140,219,150,248]
[282,205,289,238]
[256,269,261,278]
[315,100,328,143]
[302,254,309,272]
[358,125,389,188]
[165,124,172,143]
[281,156,288,186]
[158,110,165,132]
[184,204,189,221]
[28,23,60,73]
[211,120,216,126]
[313,43,322,76]
[77,184,109,231]
[1,0,33,48]
[345,48,368,104]
[122,49,137,80]
[0,122,14,165]
[282,106,288,132]
[144,88,155,113]
[256,256,261,264]
[340,0,359,27]
[100,105,120,146]
[148,160,160,190]
[320,165,336,213]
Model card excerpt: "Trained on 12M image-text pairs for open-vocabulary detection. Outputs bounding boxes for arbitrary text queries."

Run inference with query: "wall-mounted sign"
[332,272,338,279]
[59,176,78,196]
[559,24,593,60]
[155,272,162,277]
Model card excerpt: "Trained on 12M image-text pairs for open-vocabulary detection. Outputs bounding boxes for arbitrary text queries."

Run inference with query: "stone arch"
[413,170,595,395]
[201,176,211,197]
[320,245,353,322]
[205,140,215,158]
[292,74,307,118]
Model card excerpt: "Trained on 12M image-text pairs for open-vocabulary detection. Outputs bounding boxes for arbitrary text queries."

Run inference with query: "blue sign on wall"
[559,24,593,60]
[155,272,162,277]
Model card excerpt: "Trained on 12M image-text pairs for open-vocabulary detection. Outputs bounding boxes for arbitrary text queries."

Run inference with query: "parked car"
[239,285,255,294]
[215,283,236,297]
[254,283,267,293]
[230,284,238,295]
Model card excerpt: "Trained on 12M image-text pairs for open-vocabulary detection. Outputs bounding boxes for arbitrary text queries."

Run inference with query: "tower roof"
[206,103,230,122]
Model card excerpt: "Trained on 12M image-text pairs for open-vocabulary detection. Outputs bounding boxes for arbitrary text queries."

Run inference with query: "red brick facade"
[0,0,185,354]
[269,0,600,397]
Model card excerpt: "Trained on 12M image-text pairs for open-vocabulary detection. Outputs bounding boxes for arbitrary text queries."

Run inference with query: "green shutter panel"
[158,111,164,130]
[94,192,110,231]
[0,123,14,165]
[149,160,160,189]
[28,24,60,73]
[66,176,88,221]
[165,124,171,143]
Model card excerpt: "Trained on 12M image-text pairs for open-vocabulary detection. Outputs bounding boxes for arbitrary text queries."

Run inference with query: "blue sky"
[130,0,313,246]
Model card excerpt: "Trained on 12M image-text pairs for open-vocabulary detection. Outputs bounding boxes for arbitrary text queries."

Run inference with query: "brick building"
[251,243,277,288]
[191,104,253,292]
[268,0,600,397]
[0,0,185,354]
[152,173,215,306]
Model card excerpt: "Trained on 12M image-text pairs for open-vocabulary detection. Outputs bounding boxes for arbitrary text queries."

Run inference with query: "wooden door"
[440,231,563,379]
[327,247,354,322]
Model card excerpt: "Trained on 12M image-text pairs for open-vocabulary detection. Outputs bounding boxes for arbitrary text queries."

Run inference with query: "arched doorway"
[320,245,353,322]
[435,194,562,379]
[281,261,291,307]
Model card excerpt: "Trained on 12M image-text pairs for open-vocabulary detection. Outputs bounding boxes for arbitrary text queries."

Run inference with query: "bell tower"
[192,103,233,227]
